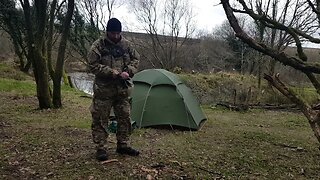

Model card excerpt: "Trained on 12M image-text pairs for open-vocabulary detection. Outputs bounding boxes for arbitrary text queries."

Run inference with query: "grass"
[0,78,35,96]
[0,65,320,179]
[0,63,30,81]
[292,87,320,104]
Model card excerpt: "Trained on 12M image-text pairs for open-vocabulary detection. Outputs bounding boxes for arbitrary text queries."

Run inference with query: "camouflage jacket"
[87,34,140,85]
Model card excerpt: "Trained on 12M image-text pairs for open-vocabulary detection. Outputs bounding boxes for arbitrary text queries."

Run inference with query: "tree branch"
[305,72,320,95]
[264,73,311,118]
[306,0,320,24]
[221,0,320,74]
[237,0,308,61]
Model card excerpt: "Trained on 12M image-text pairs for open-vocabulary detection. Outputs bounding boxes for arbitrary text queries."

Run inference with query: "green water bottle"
[108,120,118,133]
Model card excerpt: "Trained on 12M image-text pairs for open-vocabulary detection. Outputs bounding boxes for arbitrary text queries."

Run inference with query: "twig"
[101,159,119,164]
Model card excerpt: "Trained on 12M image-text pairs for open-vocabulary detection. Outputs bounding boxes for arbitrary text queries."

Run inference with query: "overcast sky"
[191,0,227,32]
[113,0,227,34]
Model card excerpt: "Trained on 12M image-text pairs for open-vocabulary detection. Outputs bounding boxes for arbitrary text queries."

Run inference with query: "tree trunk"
[33,50,52,109]
[52,77,62,108]
[22,59,32,73]
[11,39,25,70]
[309,112,320,144]
[63,70,71,87]
[21,0,52,109]
[52,0,74,108]
[258,58,261,89]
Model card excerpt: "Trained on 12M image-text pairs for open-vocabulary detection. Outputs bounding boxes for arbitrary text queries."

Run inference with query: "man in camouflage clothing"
[87,18,140,161]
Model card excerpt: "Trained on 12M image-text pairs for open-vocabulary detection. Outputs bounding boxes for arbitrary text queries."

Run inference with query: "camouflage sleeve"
[87,40,113,78]
[126,44,140,77]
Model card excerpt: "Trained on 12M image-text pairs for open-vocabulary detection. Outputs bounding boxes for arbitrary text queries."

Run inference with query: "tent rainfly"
[130,69,207,130]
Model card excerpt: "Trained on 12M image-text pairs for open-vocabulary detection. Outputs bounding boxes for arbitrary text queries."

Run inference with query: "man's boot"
[116,146,140,156]
[96,149,108,161]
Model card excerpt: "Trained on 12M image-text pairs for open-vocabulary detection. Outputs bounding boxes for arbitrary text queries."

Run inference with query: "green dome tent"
[131,69,207,130]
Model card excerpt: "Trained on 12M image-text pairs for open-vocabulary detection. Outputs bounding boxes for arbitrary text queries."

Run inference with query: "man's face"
[107,31,121,43]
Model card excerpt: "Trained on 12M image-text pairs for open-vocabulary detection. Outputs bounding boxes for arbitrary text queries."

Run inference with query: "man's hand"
[120,72,129,79]
[112,69,120,78]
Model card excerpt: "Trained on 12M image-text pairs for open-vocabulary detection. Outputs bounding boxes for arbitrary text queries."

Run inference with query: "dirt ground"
[1,89,320,179]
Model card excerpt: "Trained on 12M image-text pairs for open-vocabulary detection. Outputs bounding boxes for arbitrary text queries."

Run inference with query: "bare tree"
[0,0,33,72]
[128,0,196,70]
[196,34,235,72]
[214,18,256,74]
[105,0,124,20]
[251,0,316,88]
[69,0,107,62]
[2,0,75,109]
[47,0,75,108]
[19,0,52,108]
[220,0,320,144]
[77,0,119,30]
[68,0,123,63]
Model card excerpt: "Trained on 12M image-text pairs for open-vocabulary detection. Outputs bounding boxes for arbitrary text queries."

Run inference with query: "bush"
[179,72,318,105]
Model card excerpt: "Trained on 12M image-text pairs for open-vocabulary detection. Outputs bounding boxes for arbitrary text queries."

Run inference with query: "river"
[68,72,94,95]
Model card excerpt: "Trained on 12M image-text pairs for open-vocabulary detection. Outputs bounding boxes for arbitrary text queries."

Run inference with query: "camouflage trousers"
[90,81,132,150]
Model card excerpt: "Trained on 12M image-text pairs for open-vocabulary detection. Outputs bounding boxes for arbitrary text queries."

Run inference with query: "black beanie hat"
[106,18,122,32]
